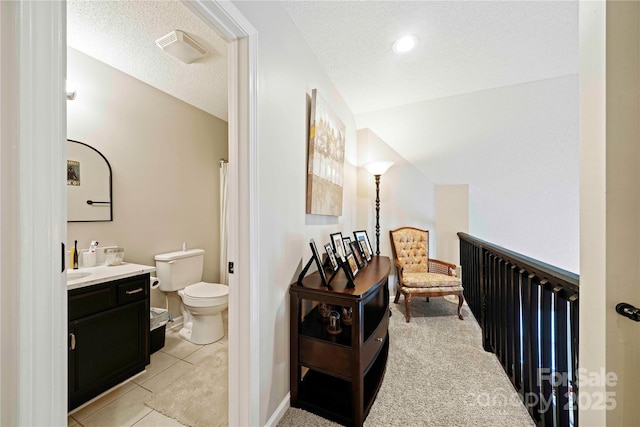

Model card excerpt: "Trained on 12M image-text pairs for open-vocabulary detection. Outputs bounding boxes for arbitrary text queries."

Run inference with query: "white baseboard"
[264,392,290,427]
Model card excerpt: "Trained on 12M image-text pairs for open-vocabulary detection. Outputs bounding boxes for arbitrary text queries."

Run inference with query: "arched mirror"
[67,140,113,222]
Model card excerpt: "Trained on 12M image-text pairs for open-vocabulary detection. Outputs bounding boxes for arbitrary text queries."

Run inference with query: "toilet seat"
[180,282,228,307]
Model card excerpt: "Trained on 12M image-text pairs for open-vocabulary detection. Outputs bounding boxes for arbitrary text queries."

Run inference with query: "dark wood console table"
[290,256,390,427]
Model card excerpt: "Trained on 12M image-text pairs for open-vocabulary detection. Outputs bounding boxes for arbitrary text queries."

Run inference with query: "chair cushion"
[401,272,462,288]
[400,285,464,294]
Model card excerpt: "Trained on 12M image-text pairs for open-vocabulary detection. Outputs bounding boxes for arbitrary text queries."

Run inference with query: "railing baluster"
[512,265,522,392]
[540,282,553,426]
[501,261,509,369]
[471,242,477,316]
[470,242,475,312]
[499,259,507,367]
[468,243,473,312]
[476,245,482,322]
[458,232,579,427]
[495,258,500,359]
[569,295,579,426]
[521,270,532,408]
[481,248,490,352]
[487,254,494,352]
[496,258,504,362]
[475,244,480,306]
[485,254,496,353]
[530,276,542,423]
[505,263,515,380]
[555,290,569,427]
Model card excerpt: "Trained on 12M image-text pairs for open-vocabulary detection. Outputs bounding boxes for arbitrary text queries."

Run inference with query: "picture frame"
[359,239,372,262]
[330,232,346,261]
[67,160,80,186]
[342,236,352,249]
[345,252,359,280]
[309,239,328,287]
[324,243,339,272]
[353,230,373,258]
[343,237,353,256]
[350,240,366,269]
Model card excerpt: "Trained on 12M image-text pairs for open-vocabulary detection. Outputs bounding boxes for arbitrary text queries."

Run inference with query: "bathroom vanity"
[67,263,154,411]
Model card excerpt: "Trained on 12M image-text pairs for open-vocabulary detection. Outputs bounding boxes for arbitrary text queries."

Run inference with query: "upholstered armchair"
[389,227,464,322]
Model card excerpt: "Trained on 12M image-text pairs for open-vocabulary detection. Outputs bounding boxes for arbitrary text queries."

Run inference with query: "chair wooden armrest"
[428,258,457,276]
[393,259,405,283]
[393,259,404,274]
[392,259,404,305]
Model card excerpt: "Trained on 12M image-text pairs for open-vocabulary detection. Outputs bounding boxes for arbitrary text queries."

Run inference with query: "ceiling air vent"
[155,30,208,64]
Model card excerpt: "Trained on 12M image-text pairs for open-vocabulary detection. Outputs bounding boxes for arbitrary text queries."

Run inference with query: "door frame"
[182,1,260,425]
[1,1,67,425]
[0,1,259,425]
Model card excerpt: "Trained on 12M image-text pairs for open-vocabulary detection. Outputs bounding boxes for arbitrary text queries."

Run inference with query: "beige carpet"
[279,297,535,426]
[145,345,228,427]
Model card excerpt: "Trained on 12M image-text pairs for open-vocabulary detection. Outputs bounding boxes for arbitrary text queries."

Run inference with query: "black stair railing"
[458,233,579,427]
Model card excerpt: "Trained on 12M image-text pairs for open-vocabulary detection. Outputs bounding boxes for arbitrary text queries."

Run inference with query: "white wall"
[67,48,228,316]
[444,76,579,274]
[436,185,469,266]
[232,3,359,424]
[357,128,437,264]
[359,75,579,273]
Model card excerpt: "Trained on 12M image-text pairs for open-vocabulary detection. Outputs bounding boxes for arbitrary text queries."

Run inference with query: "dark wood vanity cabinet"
[290,256,390,427]
[68,274,150,411]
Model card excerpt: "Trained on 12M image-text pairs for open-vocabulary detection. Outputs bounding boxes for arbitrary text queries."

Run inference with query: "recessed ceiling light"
[392,35,418,54]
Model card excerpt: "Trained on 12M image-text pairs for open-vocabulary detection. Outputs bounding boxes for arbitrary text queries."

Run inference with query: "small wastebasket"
[150,307,169,354]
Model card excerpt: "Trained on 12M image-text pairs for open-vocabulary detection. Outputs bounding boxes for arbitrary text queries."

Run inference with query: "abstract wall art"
[306,89,345,216]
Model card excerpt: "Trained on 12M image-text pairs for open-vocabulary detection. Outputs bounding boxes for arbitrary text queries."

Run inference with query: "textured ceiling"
[282,1,578,116]
[67,0,228,121]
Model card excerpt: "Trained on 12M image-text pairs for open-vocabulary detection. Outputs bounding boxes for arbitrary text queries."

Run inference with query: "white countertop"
[67,263,156,290]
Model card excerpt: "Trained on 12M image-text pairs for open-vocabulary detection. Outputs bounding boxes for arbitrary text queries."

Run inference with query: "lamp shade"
[363,161,394,176]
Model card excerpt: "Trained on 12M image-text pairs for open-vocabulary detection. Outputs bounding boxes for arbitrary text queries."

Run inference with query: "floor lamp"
[363,161,394,255]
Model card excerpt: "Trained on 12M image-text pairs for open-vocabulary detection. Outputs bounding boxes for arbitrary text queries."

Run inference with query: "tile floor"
[68,312,228,427]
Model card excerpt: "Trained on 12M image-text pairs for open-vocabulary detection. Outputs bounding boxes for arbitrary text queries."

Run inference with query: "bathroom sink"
[67,271,92,282]
[66,263,156,290]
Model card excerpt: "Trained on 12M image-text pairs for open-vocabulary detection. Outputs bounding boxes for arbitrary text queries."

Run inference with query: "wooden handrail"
[458,232,579,297]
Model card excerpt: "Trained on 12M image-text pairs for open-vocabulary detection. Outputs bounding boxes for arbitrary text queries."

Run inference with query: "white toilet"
[155,248,228,344]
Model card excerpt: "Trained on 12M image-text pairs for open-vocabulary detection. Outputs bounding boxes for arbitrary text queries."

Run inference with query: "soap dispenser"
[83,241,98,268]
[73,240,79,269]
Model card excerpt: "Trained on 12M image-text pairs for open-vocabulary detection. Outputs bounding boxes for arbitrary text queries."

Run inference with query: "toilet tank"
[154,249,205,292]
